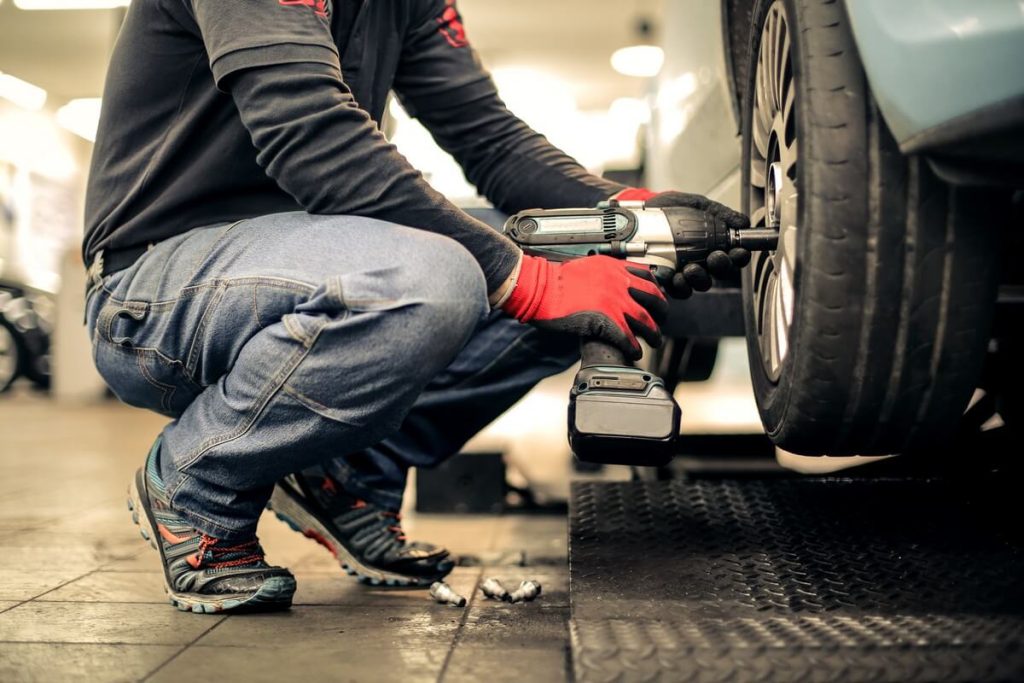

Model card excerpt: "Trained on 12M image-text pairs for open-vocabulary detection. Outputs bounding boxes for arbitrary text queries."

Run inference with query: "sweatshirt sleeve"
[392,0,625,213]
[187,0,520,292]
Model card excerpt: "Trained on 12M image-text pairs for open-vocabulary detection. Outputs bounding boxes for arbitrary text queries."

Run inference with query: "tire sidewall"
[0,316,24,392]
[740,0,805,440]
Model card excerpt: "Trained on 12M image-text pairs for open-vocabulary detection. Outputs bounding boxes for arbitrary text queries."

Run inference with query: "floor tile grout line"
[0,600,27,615]
[0,640,202,646]
[20,569,99,603]
[141,615,229,682]
[31,599,174,605]
[436,567,484,683]
[22,599,510,608]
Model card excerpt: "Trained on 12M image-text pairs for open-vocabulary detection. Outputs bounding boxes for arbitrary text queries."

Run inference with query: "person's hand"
[501,254,667,360]
[616,188,752,299]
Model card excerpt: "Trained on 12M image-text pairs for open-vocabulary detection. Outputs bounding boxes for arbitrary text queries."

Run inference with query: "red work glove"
[616,188,752,298]
[502,254,668,361]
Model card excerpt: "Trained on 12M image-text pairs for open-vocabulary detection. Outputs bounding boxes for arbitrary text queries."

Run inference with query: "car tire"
[24,355,50,390]
[740,0,1001,455]
[0,316,23,393]
[650,337,720,392]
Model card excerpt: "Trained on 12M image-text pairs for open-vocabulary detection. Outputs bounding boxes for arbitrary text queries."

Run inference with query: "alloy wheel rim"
[0,325,17,387]
[749,2,798,382]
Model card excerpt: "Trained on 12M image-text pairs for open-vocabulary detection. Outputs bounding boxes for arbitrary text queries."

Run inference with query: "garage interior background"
[2,2,1023,681]
[0,0,768,497]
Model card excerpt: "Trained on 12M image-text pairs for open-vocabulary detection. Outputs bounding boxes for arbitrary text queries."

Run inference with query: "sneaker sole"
[128,470,296,614]
[267,486,446,588]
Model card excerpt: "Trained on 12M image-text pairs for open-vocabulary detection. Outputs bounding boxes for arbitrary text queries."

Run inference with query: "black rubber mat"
[569,478,1024,682]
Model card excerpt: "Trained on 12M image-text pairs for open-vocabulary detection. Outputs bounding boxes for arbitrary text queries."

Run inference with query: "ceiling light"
[609,97,651,126]
[56,98,102,142]
[0,72,48,111]
[491,67,577,130]
[13,0,129,9]
[611,45,664,78]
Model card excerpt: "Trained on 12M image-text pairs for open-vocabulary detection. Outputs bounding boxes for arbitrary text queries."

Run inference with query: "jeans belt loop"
[87,250,106,288]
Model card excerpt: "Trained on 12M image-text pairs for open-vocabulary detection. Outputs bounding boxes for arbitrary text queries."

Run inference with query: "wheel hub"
[0,324,17,388]
[747,1,798,382]
[766,160,783,228]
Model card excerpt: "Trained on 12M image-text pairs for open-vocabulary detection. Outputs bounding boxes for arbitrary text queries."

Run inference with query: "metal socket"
[508,580,542,603]
[429,581,467,607]
[481,577,510,602]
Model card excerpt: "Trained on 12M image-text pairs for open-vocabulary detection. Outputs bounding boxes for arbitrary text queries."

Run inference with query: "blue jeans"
[86,213,578,540]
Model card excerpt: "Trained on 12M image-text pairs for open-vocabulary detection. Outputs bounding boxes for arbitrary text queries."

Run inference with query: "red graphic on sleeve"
[279,0,328,19]
[437,0,469,48]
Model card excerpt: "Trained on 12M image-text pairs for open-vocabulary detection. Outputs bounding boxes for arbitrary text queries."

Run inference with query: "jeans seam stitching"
[135,349,176,414]
[170,491,251,536]
[102,339,192,376]
[279,383,365,428]
[184,220,246,283]
[185,283,227,378]
[98,304,118,345]
[253,283,263,329]
[282,316,309,345]
[170,318,328,491]
[341,298,403,309]
[100,276,314,308]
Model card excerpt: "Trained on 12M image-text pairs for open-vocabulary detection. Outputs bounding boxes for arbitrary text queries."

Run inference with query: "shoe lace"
[351,499,407,543]
[383,510,408,543]
[196,534,264,569]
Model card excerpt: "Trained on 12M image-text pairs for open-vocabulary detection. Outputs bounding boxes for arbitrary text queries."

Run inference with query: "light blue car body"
[647,0,1024,203]
[845,0,1024,150]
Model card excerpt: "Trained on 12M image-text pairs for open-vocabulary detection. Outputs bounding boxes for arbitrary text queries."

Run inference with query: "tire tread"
[741,0,999,455]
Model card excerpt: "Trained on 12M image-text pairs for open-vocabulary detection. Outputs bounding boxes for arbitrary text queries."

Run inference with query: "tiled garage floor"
[0,393,570,682]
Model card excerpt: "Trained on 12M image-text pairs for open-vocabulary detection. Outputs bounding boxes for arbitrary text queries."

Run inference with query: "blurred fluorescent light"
[56,98,102,142]
[14,0,129,8]
[0,72,47,111]
[492,67,577,128]
[611,45,664,78]
[655,72,699,145]
[0,109,78,180]
[609,97,651,126]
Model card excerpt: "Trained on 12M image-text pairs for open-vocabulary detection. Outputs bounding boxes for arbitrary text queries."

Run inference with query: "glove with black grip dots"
[502,254,668,361]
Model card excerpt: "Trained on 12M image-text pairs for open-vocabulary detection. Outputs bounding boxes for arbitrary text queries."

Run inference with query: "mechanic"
[82,0,750,613]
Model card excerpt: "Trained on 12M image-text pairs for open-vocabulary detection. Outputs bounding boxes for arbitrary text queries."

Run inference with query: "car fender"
[845,0,1024,151]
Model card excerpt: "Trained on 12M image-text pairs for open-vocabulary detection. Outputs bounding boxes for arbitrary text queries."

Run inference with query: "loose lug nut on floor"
[481,577,510,601]
[508,580,542,604]
[430,581,467,607]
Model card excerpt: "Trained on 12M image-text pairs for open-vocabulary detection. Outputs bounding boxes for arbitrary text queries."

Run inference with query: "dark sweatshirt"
[83,0,623,291]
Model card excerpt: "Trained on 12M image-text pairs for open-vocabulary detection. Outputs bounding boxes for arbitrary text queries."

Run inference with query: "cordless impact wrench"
[502,200,779,467]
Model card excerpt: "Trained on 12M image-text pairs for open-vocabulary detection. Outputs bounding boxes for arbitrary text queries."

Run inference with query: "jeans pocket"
[92,299,201,417]
[95,298,148,346]
[94,340,200,417]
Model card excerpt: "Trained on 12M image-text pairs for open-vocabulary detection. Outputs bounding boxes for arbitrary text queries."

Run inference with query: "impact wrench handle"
[500,255,667,361]
[580,338,629,368]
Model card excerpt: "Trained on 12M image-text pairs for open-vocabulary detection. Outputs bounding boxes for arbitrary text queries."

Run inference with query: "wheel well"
[722,0,756,133]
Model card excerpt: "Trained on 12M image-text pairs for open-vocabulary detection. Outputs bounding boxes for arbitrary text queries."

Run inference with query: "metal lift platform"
[568,476,1024,682]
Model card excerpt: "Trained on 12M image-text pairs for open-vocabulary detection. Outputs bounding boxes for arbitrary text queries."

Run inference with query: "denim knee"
[398,236,489,365]
[282,233,490,416]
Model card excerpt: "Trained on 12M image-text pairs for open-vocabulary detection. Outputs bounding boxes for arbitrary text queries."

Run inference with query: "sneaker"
[127,439,296,613]
[268,469,454,587]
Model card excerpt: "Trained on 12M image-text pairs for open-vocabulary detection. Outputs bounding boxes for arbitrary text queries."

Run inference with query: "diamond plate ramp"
[569,479,1024,682]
